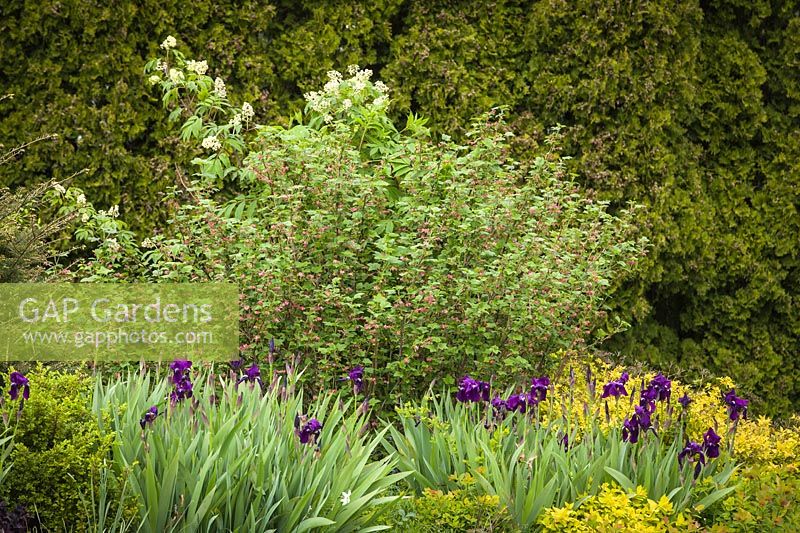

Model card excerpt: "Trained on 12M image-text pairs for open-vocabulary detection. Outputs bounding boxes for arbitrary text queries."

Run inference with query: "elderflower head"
[341,98,352,111]
[169,68,184,83]
[372,95,388,108]
[76,193,86,206]
[106,238,120,253]
[107,204,119,218]
[229,113,242,129]
[201,135,222,151]
[213,77,227,98]
[53,184,66,195]
[374,80,388,94]
[148,74,161,86]
[80,212,90,223]
[185,60,208,76]
[241,102,254,120]
[347,64,360,75]
[160,35,177,50]
[323,70,343,93]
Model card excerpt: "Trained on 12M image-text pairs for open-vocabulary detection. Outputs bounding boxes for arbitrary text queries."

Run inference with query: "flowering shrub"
[69,41,646,403]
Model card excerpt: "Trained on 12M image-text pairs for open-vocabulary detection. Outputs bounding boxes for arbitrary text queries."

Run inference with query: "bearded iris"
[505,393,528,413]
[622,417,640,443]
[647,373,672,402]
[678,441,706,477]
[298,418,322,444]
[703,427,721,458]
[9,372,29,401]
[678,393,692,408]
[140,406,158,429]
[491,395,507,415]
[169,359,193,403]
[344,366,364,394]
[529,376,550,403]
[455,376,490,403]
[724,390,749,421]
[601,372,629,399]
[238,363,261,385]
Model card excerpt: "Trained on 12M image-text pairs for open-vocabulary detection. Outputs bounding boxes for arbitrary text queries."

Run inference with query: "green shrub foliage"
[71,60,643,401]
[2,0,798,413]
[0,366,116,530]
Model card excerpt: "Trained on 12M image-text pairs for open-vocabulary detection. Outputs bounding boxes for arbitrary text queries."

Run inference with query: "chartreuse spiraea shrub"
[0,366,121,531]
[380,362,793,530]
[92,361,407,532]
[69,42,646,404]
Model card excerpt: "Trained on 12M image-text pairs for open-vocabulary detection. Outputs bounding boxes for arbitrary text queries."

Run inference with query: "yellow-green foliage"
[0,366,115,530]
[705,464,800,532]
[538,483,698,532]
[393,474,515,532]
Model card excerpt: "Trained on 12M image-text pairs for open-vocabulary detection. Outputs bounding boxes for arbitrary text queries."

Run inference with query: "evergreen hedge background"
[1,0,797,415]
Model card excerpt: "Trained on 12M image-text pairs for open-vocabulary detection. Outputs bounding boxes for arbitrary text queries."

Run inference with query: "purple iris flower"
[529,376,550,403]
[678,393,692,408]
[456,376,490,403]
[703,427,721,459]
[491,395,507,413]
[506,393,528,413]
[298,418,322,444]
[648,373,672,402]
[345,366,364,393]
[601,372,629,399]
[139,406,158,429]
[622,417,640,443]
[169,359,193,403]
[633,404,652,429]
[229,359,243,371]
[169,359,192,374]
[678,441,706,477]
[724,390,749,421]
[238,363,261,385]
[9,372,29,401]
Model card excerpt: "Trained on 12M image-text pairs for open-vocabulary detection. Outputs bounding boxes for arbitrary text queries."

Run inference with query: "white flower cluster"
[106,238,121,253]
[229,114,242,128]
[303,90,330,113]
[201,135,222,151]
[303,67,391,118]
[242,102,254,119]
[214,77,227,98]
[76,193,86,206]
[185,60,208,76]
[374,80,388,94]
[323,70,343,93]
[148,74,161,86]
[169,68,184,83]
[53,183,66,195]
[106,204,120,218]
[160,35,177,50]
[350,68,372,94]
